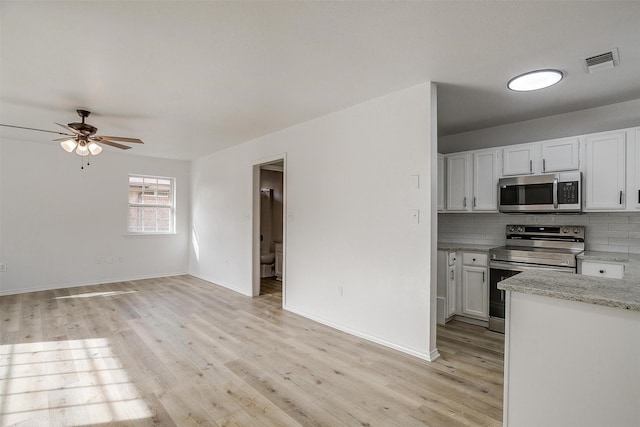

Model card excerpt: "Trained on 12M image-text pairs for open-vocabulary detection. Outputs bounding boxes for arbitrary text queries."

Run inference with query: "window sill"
[125,232,177,236]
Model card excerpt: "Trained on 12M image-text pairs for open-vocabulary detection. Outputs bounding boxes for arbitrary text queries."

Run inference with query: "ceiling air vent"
[584,48,619,73]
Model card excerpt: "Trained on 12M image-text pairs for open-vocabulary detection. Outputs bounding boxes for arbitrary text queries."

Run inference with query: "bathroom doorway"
[252,156,286,303]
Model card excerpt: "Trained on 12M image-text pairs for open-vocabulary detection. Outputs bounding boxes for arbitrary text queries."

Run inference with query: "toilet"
[260,253,275,277]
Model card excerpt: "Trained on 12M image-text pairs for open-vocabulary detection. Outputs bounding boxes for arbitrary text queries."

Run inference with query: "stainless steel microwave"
[498,172,582,213]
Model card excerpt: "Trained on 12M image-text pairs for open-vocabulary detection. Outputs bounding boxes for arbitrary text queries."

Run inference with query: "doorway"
[252,156,286,304]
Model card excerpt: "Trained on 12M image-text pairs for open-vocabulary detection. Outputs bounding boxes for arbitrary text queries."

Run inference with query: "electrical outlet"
[0,263,6,272]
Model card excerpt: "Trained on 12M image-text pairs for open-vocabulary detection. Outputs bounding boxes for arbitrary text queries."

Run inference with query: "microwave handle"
[553,178,558,209]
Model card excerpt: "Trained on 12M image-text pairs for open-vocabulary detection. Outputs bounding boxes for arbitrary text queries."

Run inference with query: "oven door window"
[500,183,554,205]
[489,268,522,318]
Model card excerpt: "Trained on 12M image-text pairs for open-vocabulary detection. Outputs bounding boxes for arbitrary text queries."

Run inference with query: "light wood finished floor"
[0,275,504,426]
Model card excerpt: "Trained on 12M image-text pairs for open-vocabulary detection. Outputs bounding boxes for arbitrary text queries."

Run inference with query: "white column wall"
[190,82,438,359]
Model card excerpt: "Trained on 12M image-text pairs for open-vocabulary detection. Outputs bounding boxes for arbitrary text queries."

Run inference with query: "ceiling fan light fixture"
[507,69,564,92]
[75,142,89,156]
[60,138,78,153]
[87,141,102,155]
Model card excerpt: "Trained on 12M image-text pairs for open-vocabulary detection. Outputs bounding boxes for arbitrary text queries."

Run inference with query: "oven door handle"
[489,260,576,273]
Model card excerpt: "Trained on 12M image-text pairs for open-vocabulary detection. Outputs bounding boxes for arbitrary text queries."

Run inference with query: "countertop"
[498,251,640,311]
[437,242,496,253]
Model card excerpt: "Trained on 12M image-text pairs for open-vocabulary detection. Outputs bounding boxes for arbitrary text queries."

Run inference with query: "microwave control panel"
[558,181,579,204]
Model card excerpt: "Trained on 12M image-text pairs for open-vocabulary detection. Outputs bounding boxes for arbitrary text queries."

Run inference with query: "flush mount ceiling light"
[507,69,564,92]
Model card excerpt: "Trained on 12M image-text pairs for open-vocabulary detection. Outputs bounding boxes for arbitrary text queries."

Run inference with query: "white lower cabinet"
[461,253,488,320]
[579,260,625,279]
[437,250,457,324]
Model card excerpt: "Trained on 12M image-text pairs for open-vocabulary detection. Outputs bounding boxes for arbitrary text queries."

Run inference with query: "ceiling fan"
[1,109,144,168]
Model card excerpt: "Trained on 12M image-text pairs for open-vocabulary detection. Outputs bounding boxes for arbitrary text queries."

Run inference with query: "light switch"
[410,209,420,224]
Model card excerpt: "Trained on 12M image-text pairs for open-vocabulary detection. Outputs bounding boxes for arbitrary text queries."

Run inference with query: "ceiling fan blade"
[55,122,82,135]
[0,123,74,136]
[53,137,77,142]
[94,135,144,144]
[98,140,132,150]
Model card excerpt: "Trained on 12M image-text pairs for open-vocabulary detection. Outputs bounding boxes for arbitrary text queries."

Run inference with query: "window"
[128,175,175,234]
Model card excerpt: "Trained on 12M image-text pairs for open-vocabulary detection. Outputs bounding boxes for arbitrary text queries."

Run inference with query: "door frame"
[251,153,287,303]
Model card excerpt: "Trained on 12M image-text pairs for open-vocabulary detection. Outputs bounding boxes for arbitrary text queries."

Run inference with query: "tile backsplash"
[438,212,640,254]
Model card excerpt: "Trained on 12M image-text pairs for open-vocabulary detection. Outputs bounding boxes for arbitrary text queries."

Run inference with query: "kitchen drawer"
[580,261,624,279]
[462,253,488,266]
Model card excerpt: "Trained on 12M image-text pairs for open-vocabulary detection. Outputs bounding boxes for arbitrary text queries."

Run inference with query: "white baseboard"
[0,272,188,296]
[284,304,440,362]
[188,272,253,297]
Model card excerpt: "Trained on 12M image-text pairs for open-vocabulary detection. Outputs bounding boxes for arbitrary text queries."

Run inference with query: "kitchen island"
[498,256,640,427]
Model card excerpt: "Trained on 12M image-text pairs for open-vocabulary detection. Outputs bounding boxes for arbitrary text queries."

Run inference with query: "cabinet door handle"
[599,269,605,274]
[543,158,546,172]
[529,159,533,173]
[463,197,467,208]
[450,271,454,280]
[637,189,639,204]
[473,197,477,208]
[482,271,485,282]
[620,190,623,205]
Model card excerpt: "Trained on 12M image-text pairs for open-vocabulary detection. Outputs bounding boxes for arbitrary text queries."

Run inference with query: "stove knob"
[562,227,569,233]
[517,226,524,232]
[573,228,581,234]
[508,226,515,232]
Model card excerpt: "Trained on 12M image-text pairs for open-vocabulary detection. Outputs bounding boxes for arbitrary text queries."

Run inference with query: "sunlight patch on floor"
[0,338,152,426]
[54,290,137,299]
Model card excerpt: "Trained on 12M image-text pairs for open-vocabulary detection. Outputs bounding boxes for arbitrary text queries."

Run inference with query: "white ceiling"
[1,1,639,161]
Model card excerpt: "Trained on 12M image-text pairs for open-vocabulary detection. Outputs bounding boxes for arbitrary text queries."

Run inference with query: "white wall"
[191,82,438,360]
[0,139,190,295]
[440,98,640,154]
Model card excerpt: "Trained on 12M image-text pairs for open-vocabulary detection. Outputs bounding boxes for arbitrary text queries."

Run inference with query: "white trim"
[124,232,177,236]
[251,153,287,301]
[0,272,188,296]
[127,174,176,234]
[284,304,440,362]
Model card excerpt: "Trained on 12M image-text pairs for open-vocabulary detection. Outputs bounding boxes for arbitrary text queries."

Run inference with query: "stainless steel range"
[488,224,585,333]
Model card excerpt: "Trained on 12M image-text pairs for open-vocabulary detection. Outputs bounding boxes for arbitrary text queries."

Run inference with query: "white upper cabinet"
[502,144,536,176]
[584,130,627,211]
[439,126,638,214]
[540,137,580,172]
[629,128,640,210]
[445,149,500,213]
[502,138,580,176]
[438,154,445,212]
[446,153,470,211]
[473,149,499,211]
